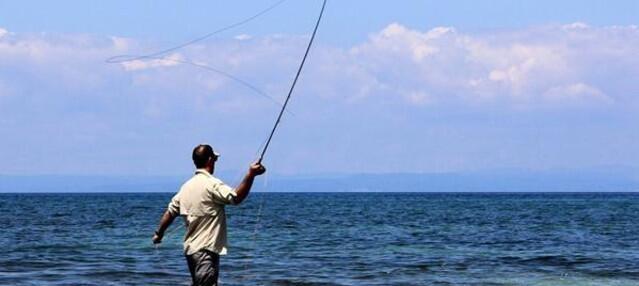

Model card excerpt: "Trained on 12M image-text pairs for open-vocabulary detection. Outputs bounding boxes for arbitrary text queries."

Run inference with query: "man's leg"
[185,250,220,286]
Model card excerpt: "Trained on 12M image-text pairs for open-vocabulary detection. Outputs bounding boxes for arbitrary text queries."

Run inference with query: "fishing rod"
[244,3,326,272]
[257,0,327,163]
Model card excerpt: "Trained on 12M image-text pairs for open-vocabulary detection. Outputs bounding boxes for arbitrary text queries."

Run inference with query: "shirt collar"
[195,169,212,177]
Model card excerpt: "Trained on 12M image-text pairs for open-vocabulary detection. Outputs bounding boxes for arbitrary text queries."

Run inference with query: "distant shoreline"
[2,169,638,193]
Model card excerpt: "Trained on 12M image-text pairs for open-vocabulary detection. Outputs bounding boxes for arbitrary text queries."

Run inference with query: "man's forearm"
[156,210,176,235]
[234,173,256,204]
[233,162,265,204]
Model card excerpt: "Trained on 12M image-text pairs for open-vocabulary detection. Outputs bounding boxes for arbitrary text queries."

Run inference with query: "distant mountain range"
[1,168,638,193]
[262,169,639,193]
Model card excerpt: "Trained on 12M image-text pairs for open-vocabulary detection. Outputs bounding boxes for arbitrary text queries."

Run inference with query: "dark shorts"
[185,250,220,286]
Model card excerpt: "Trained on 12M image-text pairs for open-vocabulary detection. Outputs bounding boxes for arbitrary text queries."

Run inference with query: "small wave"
[271,279,345,286]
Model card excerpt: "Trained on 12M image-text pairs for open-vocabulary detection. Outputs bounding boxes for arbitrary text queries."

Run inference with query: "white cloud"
[1,23,638,174]
[110,36,130,52]
[121,53,183,71]
[543,83,611,104]
[340,23,639,107]
[352,23,450,62]
[562,22,590,30]
[0,22,638,115]
[234,34,252,41]
[405,91,433,105]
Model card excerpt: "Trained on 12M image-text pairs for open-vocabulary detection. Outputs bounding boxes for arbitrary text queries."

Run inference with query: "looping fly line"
[106,0,327,162]
[106,0,289,108]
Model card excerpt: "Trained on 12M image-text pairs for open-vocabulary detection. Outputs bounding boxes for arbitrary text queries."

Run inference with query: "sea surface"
[1,192,639,285]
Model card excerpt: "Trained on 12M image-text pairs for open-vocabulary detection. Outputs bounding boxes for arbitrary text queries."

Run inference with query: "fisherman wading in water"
[152,144,266,286]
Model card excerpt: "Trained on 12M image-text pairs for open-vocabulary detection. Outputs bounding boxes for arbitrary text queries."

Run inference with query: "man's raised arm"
[233,162,266,204]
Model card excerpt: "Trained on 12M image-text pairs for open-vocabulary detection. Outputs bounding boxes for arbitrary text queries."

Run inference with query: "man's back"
[168,170,237,255]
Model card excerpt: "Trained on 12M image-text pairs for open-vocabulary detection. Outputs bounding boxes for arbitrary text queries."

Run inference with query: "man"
[152,144,266,286]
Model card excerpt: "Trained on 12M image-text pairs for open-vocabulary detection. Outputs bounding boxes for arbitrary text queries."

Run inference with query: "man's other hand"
[249,162,266,176]
[152,232,163,244]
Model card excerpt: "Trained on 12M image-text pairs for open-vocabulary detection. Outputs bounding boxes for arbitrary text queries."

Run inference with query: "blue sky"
[0,0,638,176]
[2,1,638,42]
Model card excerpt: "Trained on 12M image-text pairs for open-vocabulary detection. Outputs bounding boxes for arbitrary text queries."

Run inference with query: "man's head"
[192,144,219,172]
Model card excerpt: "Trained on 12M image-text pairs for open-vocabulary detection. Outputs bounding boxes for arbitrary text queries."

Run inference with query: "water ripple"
[1,192,639,285]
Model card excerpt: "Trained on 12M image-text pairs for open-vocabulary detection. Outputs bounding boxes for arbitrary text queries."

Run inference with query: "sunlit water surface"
[1,192,638,285]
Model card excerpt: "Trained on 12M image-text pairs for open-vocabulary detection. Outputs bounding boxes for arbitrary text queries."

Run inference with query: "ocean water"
[1,192,639,285]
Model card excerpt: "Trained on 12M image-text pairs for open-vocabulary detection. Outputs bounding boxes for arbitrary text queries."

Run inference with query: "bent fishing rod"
[257,0,327,163]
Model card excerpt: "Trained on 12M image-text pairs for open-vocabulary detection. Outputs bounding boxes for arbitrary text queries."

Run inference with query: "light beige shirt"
[167,169,238,255]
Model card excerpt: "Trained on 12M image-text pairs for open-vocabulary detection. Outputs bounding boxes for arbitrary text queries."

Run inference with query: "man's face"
[208,155,218,173]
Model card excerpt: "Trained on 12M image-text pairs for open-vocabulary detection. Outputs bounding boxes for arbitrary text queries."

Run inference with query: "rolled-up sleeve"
[167,193,180,216]
[210,180,238,205]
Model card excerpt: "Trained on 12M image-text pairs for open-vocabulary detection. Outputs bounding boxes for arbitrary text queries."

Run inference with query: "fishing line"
[257,0,327,163]
[163,222,184,236]
[115,54,292,112]
[106,0,292,110]
[246,171,268,262]
[106,0,287,64]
